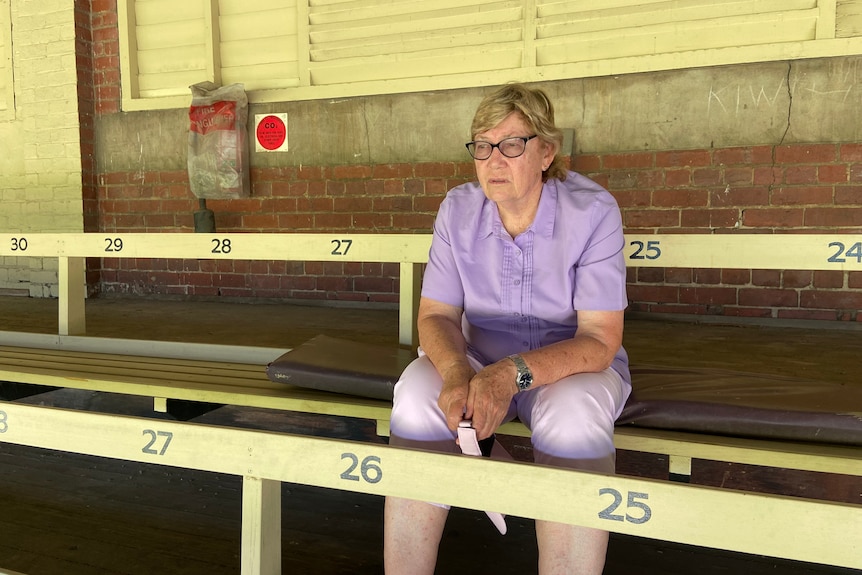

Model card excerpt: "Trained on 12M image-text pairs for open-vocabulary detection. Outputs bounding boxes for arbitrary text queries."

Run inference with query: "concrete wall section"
[95,57,862,171]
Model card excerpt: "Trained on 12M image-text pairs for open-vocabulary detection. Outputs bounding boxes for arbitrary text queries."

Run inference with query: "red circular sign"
[256,115,287,151]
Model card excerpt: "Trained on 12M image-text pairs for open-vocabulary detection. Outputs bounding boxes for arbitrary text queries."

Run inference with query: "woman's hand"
[437,363,475,432]
[465,360,518,440]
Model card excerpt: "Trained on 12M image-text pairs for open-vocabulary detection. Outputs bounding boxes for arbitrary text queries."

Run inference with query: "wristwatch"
[507,354,533,392]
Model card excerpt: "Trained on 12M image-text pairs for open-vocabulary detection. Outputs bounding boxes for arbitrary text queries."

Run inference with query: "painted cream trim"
[0,402,859,569]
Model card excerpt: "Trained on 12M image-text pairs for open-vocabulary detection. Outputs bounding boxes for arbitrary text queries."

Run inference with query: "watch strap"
[507,353,532,391]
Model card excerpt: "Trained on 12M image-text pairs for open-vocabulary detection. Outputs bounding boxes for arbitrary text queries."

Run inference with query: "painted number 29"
[340,453,382,483]
[598,488,652,525]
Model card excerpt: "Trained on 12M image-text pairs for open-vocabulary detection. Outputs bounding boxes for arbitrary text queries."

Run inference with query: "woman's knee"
[390,355,454,444]
[524,369,628,471]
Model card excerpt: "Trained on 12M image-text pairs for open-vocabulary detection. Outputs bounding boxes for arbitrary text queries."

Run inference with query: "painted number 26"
[340,453,382,483]
[598,488,652,525]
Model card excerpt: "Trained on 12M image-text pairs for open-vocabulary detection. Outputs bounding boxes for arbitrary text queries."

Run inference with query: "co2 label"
[340,452,382,484]
[142,429,173,456]
[598,488,652,525]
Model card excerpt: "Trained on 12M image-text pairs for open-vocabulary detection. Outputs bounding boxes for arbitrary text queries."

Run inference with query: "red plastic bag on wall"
[187,82,250,199]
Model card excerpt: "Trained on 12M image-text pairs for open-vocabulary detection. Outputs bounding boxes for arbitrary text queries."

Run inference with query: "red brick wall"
[96,163,471,303]
[574,146,862,321]
[93,148,862,321]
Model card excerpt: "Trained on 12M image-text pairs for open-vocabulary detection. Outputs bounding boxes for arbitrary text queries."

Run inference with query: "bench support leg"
[399,262,422,348]
[58,256,86,336]
[241,476,281,575]
[669,454,692,483]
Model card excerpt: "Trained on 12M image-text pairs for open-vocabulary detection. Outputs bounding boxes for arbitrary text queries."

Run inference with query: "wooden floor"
[0,295,860,575]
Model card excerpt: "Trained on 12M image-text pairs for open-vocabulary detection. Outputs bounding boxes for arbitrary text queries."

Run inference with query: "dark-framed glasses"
[465,135,538,160]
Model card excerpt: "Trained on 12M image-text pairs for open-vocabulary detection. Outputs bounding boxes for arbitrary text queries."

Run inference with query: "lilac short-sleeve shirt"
[421,171,630,385]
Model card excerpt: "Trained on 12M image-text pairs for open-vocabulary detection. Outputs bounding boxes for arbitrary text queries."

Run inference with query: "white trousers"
[390,351,631,474]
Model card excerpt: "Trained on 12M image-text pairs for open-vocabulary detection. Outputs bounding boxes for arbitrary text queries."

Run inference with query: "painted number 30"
[598,488,652,525]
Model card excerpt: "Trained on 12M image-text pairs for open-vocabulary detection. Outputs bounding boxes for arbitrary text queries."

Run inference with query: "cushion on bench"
[267,335,862,447]
[266,335,416,401]
[618,366,862,447]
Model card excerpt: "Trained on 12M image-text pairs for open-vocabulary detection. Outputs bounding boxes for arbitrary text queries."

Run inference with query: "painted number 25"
[598,488,652,525]
[629,240,662,260]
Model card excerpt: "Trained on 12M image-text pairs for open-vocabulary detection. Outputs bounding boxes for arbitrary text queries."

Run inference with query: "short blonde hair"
[471,83,567,182]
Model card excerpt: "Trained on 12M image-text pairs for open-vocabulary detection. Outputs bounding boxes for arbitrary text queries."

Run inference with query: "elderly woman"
[383,83,631,575]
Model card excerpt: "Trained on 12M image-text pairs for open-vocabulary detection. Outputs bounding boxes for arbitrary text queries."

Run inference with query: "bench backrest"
[1,232,859,345]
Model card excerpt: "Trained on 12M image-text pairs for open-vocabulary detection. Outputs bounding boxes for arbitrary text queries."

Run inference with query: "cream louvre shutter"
[219,0,300,90]
[837,0,862,37]
[0,0,11,115]
[118,0,862,109]
[132,0,211,98]
[307,0,524,85]
[536,0,819,66]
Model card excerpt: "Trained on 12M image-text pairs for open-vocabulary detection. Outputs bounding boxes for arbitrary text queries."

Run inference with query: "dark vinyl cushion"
[266,334,415,401]
[267,336,862,446]
[619,366,862,446]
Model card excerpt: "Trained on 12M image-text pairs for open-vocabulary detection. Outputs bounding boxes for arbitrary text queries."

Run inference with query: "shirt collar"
[476,179,558,240]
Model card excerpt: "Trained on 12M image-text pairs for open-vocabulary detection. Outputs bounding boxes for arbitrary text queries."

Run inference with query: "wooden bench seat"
[0,343,392,424]
[3,336,859,479]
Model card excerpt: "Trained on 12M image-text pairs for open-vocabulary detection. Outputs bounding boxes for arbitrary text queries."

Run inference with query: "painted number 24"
[828,241,862,263]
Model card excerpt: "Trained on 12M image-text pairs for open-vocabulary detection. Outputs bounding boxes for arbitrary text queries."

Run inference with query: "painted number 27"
[142,429,173,456]
[598,488,652,525]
